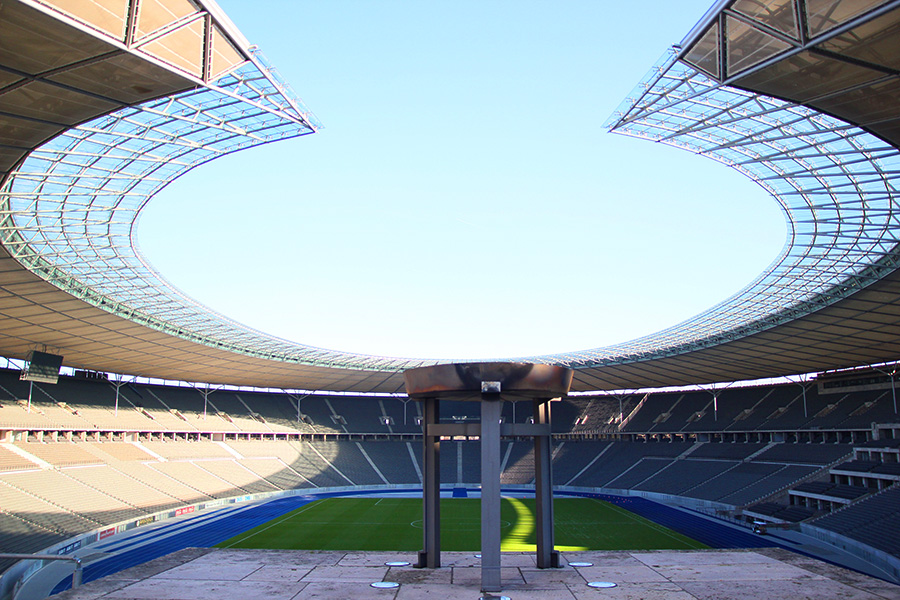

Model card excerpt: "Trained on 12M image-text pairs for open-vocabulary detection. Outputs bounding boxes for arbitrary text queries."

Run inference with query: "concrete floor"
[52,547,900,600]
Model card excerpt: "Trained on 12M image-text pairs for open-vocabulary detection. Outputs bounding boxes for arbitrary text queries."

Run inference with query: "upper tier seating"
[619,383,897,433]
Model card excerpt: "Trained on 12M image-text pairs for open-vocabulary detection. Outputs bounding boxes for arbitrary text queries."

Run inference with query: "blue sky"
[137,0,786,360]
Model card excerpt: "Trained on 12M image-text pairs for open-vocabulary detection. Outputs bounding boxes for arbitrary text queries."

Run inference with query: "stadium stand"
[615,383,895,442]
[637,459,741,496]
[724,386,799,431]
[689,442,768,460]
[439,441,458,485]
[460,442,482,484]
[359,441,421,484]
[754,443,853,465]
[238,457,309,490]
[0,447,37,472]
[6,0,900,591]
[620,393,675,432]
[550,396,588,433]
[551,441,611,485]
[1,369,900,579]
[812,486,900,556]
[717,465,818,506]
[569,442,692,488]
[312,440,383,485]
[499,442,535,485]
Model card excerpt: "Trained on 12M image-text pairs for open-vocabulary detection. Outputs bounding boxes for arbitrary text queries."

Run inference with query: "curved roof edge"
[1,0,900,393]
[569,46,900,368]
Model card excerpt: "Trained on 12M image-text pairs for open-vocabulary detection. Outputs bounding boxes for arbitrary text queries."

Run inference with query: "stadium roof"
[0,0,899,393]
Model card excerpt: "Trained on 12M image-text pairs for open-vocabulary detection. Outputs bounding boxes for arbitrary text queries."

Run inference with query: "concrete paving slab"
[435,552,481,567]
[519,567,585,586]
[51,547,900,600]
[574,564,670,583]
[758,547,900,597]
[50,578,137,600]
[386,566,453,585]
[632,549,782,566]
[656,560,828,582]
[497,588,578,599]
[496,553,537,567]
[292,581,398,599]
[394,583,497,600]
[561,552,644,567]
[677,577,890,600]
[102,548,215,581]
[300,565,389,582]
[242,565,313,582]
[451,566,524,585]
[103,578,308,600]
[153,557,266,581]
[338,552,416,566]
[824,574,900,599]
[570,581,696,600]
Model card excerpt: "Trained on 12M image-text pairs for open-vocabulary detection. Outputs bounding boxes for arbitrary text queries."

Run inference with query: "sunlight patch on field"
[501,497,588,551]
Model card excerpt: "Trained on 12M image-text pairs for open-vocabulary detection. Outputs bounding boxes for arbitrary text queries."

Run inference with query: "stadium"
[1,0,900,598]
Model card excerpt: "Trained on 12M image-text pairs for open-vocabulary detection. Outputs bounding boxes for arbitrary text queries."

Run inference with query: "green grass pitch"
[217,497,708,552]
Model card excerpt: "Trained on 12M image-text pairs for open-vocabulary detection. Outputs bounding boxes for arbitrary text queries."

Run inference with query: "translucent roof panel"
[725,14,793,76]
[817,9,900,70]
[2,0,900,385]
[732,0,799,39]
[596,48,900,369]
[805,0,887,37]
[731,50,887,102]
[683,22,720,79]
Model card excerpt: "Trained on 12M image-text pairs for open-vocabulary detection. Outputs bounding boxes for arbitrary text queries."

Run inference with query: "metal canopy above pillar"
[404,362,573,593]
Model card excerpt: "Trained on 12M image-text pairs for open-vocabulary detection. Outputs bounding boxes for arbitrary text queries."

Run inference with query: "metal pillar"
[405,362,573,592]
[114,380,125,417]
[534,398,558,568]
[480,395,502,592]
[288,392,310,424]
[891,372,897,414]
[802,384,808,418]
[417,396,440,569]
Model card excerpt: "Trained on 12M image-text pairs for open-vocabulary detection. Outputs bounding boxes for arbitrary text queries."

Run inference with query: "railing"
[0,554,82,590]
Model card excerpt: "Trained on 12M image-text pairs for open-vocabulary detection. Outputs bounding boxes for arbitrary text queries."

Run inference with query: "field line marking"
[221,500,321,548]
[588,498,707,549]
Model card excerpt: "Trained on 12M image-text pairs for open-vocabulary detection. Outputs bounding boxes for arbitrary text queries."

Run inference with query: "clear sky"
[137,0,786,361]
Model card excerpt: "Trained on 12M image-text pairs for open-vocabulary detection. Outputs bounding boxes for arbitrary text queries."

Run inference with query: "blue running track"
[587,493,775,549]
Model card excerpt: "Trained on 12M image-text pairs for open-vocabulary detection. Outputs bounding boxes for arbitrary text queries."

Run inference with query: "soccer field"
[217,497,708,552]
